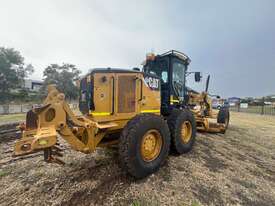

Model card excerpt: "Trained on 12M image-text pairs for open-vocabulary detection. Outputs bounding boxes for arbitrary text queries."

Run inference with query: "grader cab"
[14,50,229,178]
[143,50,229,133]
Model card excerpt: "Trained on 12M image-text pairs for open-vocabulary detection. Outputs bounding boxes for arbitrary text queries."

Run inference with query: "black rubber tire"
[167,109,196,154]
[217,107,230,133]
[119,114,170,179]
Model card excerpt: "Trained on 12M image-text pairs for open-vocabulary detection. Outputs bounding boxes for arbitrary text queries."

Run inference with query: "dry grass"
[0,112,275,206]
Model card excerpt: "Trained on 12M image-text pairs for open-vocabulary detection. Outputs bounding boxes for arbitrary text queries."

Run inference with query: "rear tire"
[217,107,230,133]
[167,109,196,154]
[119,114,170,179]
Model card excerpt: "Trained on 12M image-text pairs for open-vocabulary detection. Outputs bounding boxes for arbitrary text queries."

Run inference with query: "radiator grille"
[117,76,136,113]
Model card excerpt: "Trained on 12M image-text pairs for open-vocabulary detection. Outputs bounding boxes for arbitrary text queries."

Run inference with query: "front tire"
[217,107,230,133]
[119,114,170,179]
[167,109,196,154]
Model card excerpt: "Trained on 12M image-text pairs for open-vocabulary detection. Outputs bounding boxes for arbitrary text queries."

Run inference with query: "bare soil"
[0,112,275,206]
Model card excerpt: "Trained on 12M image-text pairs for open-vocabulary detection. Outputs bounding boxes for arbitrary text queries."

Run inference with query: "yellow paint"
[38,139,48,146]
[181,121,192,143]
[170,95,179,104]
[141,109,160,113]
[91,112,111,116]
[140,129,162,162]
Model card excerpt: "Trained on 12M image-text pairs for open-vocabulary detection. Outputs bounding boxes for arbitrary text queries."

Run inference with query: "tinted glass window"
[144,58,168,83]
[161,71,168,83]
[172,60,186,98]
[172,62,185,84]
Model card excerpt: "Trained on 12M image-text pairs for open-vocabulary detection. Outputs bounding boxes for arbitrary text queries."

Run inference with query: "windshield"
[172,61,185,98]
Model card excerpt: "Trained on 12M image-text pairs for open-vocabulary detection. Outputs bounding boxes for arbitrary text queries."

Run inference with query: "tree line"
[0,47,81,104]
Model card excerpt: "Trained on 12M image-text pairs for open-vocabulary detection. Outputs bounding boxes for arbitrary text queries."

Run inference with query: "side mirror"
[195,72,201,82]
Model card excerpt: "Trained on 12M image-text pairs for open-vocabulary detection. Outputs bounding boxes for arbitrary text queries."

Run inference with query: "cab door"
[170,58,187,103]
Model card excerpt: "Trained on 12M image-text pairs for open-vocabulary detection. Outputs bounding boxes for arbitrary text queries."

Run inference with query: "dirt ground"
[0,112,275,206]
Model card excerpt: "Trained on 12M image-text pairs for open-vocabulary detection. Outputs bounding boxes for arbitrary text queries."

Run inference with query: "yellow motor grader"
[187,75,229,133]
[14,50,229,178]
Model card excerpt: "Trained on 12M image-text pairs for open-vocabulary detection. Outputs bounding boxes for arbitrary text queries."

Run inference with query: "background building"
[24,79,43,92]
[228,97,240,106]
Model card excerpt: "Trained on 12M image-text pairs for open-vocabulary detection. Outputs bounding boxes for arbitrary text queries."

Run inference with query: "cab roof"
[160,50,191,65]
[90,68,141,74]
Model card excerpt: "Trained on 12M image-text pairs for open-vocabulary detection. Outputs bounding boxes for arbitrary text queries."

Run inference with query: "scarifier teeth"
[52,145,63,151]
[52,157,65,165]
[53,150,63,157]
[43,145,65,165]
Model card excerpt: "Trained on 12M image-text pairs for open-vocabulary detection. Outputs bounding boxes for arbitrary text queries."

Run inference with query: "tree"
[0,47,34,102]
[42,63,81,100]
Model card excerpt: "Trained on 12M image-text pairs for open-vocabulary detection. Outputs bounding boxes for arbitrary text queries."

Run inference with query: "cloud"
[0,0,274,97]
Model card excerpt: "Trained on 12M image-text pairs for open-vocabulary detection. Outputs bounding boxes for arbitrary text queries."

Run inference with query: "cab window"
[172,60,186,97]
[161,71,168,83]
[143,58,168,83]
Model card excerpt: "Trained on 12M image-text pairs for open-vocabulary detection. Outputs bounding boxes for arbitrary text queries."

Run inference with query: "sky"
[0,0,274,98]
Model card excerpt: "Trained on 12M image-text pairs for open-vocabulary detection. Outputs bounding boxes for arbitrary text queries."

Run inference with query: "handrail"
[138,78,143,101]
[111,76,115,114]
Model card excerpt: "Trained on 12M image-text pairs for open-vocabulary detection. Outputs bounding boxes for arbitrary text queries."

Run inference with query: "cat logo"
[144,76,160,90]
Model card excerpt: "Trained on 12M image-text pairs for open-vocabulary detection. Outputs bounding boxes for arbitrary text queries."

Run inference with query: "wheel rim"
[181,121,192,143]
[140,129,163,162]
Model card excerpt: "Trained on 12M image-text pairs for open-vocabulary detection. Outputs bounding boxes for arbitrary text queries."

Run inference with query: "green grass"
[130,197,160,206]
[0,170,10,178]
[191,201,201,206]
[0,113,26,124]
[131,200,141,206]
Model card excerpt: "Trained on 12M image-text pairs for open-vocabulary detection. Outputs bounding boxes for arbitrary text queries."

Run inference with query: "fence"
[1,103,275,116]
[0,103,78,115]
[230,105,275,116]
